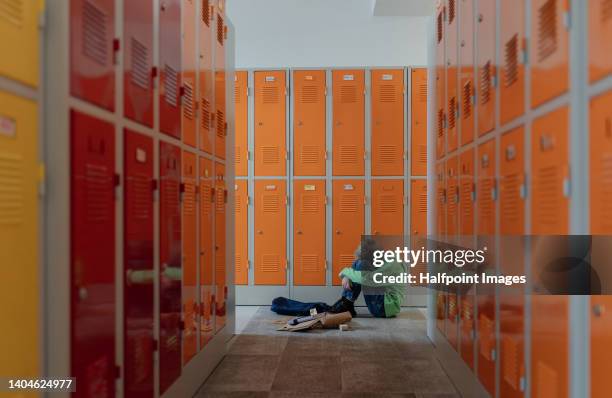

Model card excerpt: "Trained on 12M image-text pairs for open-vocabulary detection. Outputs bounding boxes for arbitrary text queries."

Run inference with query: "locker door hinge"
[324,196,329,205]
[491,74,498,89]
[179,182,186,202]
[325,87,329,96]
[152,179,159,201]
[519,376,526,392]
[37,163,46,198]
[211,187,216,202]
[324,150,329,160]
[364,196,369,205]
[286,195,290,206]
[152,66,159,89]
[563,176,571,198]
[246,195,251,205]
[247,150,251,160]
[224,189,228,203]
[521,40,529,65]
[403,196,407,205]
[247,260,251,270]
[325,260,328,270]
[285,150,290,161]
[364,150,368,160]
[114,174,121,199]
[113,38,120,65]
[471,183,476,202]
[490,349,496,361]
[491,179,498,201]
[285,260,289,270]
[195,185,200,201]
[152,338,159,352]
[520,173,527,199]
[247,87,253,96]
[114,365,121,380]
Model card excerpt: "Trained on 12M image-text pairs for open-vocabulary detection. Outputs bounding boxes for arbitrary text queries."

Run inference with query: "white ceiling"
[372,0,435,16]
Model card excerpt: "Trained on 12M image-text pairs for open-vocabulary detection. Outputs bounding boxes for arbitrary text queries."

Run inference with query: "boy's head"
[357,238,380,269]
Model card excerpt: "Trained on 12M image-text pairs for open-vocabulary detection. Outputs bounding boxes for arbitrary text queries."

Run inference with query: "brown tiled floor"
[196,307,459,398]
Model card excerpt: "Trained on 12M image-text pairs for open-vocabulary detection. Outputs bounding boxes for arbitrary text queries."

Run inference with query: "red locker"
[436,4,446,158]
[235,180,248,285]
[214,1,227,159]
[182,151,197,364]
[199,0,214,154]
[215,162,227,331]
[446,0,459,152]
[459,0,475,146]
[199,157,214,347]
[333,70,365,176]
[590,91,612,234]
[254,71,287,176]
[124,0,154,127]
[477,0,496,136]
[294,70,326,176]
[459,149,475,235]
[500,0,525,125]
[255,180,287,285]
[410,180,427,236]
[436,162,446,235]
[332,180,364,285]
[235,71,249,176]
[372,69,404,176]
[70,0,116,111]
[70,110,116,397]
[293,180,326,285]
[589,0,612,83]
[446,156,458,236]
[531,0,569,108]
[411,68,428,176]
[123,130,154,398]
[159,142,181,394]
[182,0,197,148]
[372,180,404,236]
[159,0,182,138]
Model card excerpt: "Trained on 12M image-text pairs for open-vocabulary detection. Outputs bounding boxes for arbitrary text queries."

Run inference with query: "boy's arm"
[340,262,406,287]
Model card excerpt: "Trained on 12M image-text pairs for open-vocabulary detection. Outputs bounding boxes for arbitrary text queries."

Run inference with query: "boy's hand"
[342,276,352,291]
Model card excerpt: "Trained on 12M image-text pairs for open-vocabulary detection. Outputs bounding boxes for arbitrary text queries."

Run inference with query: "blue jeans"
[342,260,386,318]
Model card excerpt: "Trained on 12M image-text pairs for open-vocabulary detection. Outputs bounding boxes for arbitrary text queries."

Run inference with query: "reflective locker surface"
[436,4,446,158]
[410,180,427,236]
[199,157,214,347]
[215,162,227,331]
[70,110,116,397]
[411,68,428,176]
[123,130,155,398]
[446,0,458,152]
[235,180,249,285]
[182,0,198,148]
[159,0,182,138]
[214,0,227,159]
[332,180,364,285]
[476,0,496,136]
[459,0,474,146]
[199,0,214,154]
[499,0,525,125]
[182,151,198,364]
[235,71,249,176]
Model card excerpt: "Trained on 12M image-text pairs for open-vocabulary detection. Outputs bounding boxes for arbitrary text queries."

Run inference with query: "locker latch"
[38,163,46,198]
[179,183,186,202]
[112,38,120,65]
[211,187,216,202]
[247,150,251,160]
[247,260,251,270]
[152,179,159,201]
[114,365,121,380]
[224,189,228,204]
[519,376,526,392]
[152,338,159,352]
[114,174,121,199]
[363,151,368,160]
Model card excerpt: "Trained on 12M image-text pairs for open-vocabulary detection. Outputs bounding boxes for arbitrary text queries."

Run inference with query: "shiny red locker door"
[159,142,182,394]
[199,157,214,347]
[159,0,182,138]
[182,151,197,364]
[124,0,154,127]
[70,110,116,397]
[182,0,197,148]
[123,130,154,398]
[70,0,116,111]
[199,0,214,154]
[215,162,227,332]
[215,0,227,159]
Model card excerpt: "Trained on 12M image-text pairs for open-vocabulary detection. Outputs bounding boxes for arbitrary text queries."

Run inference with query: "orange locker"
[372,180,404,236]
[182,151,197,364]
[591,296,612,398]
[500,0,525,125]
[332,180,364,285]
[446,292,459,349]
[476,0,496,136]
[531,106,569,234]
[589,0,612,83]
[446,156,459,236]
[411,68,428,176]
[436,162,446,235]
[254,180,287,285]
[294,70,326,176]
[235,71,248,176]
[182,0,197,148]
[198,0,213,154]
[477,294,497,395]
[372,69,404,176]
[530,0,569,107]
[477,140,496,235]
[410,180,427,236]
[235,180,248,285]
[437,290,447,334]
[459,292,476,370]
[293,180,326,285]
[214,0,227,159]
[436,4,446,159]
[199,157,214,347]
[500,127,525,235]
[255,71,286,176]
[590,91,612,234]
[214,162,226,332]
[459,149,475,235]
[446,0,459,152]
[333,70,365,176]
[459,0,475,146]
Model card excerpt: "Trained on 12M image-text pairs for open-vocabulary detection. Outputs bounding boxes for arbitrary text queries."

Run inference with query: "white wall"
[227,0,429,68]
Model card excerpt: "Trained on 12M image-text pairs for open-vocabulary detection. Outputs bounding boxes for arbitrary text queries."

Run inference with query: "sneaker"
[329,297,357,318]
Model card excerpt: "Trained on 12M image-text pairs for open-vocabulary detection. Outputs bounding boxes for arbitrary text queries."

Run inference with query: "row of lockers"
[234,178,428,286]
[233,68,428,177]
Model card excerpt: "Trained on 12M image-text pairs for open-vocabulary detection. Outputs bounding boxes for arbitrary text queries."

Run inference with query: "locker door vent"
[163,179,179,210]
[234,146,241,164]
[216,110,225,137]
[419,81,428,103]
[300,146,319,164]
[537,0,558,62]
[504,34,519,88]
[129,173,152,220]
[448,97,457,130]
[86,163,113,223]
[234,84,242,104]
[202,0,210,26]
[501,173,520,224]
[340,195,358,213]
[131,38,150,89]
[201,183,211,214]
[437,11,443,43]
[0,152,23,225]
[184,184,196,214]
[300,255,319,273]
[340,85,357,103]
[301,194,319,213]
[339,145,358,164]
[536,361,559,398]
[603,0,612,22]
[217,14,224,45]
[379,194,398,213]
[379,85,397,103]
[262,86,279,104]
[235,195,241,213]
[201,99,211,130]
[263,194,279,213]
[216,188,224,212]
[461,179,473,219]
[261,146,280,165]
[262,255,280,272]
[480,61,491,105]
[437,109,444,137]
[235,254,242,270]
[462,81,472,119]
[164,64,179,107]
[502,336,520,390]
[82,0,109,65]
[449,0,456,24]
[378,145,397,164]
[418,190,427,213]
[418,145,428,165]
[301,86,319,104]
[184,83,195,120]
[339,254,354,268]
[0,0,23,26]
[534,165,561,228]
[479,314,495,360]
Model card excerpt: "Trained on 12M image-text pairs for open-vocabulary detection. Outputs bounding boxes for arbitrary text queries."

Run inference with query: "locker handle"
[593,304,605,317]
[257,230,263,234]
[336,230,341,235]
[296,230,303,235]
